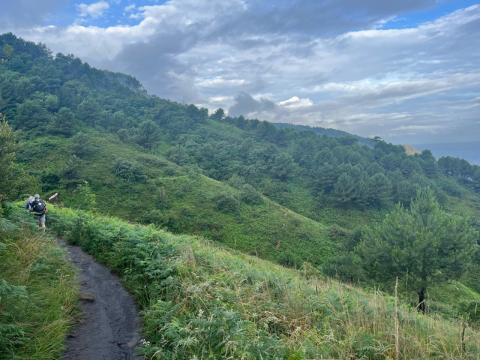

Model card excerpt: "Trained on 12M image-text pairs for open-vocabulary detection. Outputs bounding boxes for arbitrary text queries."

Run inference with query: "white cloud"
[197,77,248,87]
[278,96,313,109]
[208,96,233,103]
[76,1,110,18]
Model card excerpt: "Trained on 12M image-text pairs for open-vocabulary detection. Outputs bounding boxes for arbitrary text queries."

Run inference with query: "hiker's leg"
[39,214,46,231]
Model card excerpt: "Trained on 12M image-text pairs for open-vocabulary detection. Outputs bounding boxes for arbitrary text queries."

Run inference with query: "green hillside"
[26,205,480,358]
[17,131,333,267]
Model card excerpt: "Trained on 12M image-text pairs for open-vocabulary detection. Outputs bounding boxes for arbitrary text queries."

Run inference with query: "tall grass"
[45,205,480,359]
[0,209,77,359]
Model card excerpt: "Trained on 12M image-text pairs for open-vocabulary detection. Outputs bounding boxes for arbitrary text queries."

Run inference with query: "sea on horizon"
[415,141,480,166]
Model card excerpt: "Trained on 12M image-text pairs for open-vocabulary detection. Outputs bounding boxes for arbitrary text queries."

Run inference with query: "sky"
[0,0,479,144]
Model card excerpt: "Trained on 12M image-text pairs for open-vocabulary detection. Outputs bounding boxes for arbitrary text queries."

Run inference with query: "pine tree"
[136,120,160,149]
[333,173,357,205]
[364,172,392,208]
[50,107,76,136]
[356,189,477,312]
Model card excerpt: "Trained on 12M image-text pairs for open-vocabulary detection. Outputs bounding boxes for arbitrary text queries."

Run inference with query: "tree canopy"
[355,189,478,311]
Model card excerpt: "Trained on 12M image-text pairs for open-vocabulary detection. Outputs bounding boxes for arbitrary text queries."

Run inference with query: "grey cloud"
[111,28,202,102]
[229,92,278,117]
[212,0,435,41]
[0,0,68,27]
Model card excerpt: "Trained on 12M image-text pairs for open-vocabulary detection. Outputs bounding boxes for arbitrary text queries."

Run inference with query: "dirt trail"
[62,242,142,360]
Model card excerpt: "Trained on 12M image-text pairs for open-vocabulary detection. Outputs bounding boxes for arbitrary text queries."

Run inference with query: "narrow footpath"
[62,241,142,360]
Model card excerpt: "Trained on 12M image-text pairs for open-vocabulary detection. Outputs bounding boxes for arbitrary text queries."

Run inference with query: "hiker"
[27,194,48,231]
[25,195,35,210]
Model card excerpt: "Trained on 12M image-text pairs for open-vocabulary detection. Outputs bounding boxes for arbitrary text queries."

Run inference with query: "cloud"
[211,0,435,39]
[1,1,479,143]
[76,1,110,18]
[0,0,68,27]
[278,96,313,109]
[229,92,278,117]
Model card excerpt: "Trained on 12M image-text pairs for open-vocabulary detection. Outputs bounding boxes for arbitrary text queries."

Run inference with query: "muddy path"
[62,242,143,360]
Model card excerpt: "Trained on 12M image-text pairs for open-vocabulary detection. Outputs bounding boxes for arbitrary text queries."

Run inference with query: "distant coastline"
[415,141,480,165]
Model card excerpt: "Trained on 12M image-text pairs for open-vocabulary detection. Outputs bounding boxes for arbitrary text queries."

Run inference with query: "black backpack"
[32,199,46,214]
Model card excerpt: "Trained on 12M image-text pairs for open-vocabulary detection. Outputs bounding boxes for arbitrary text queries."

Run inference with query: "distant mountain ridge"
[273,122,374,146]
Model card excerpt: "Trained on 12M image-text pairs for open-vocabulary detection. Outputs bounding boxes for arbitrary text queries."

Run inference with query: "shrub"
[71,132,97,159]
[113,159,147,183]
[72,181,97,211]
[213,193,239,213]
[240,184,263,205]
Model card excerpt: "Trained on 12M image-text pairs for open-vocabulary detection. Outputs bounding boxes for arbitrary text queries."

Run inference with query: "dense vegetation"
[41,205,479,359]
[328,189,479,313]
[0,208,76,359]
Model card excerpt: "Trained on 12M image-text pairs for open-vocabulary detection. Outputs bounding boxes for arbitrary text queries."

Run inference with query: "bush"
[240,184,263,205]
[71,132,97,159]
[113,159,147,183]
[72,181,97,211]
[213,193,240,213]
[458,300,480,326]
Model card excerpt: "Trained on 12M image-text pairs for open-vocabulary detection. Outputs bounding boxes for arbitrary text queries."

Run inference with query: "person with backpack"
[27,194,48,231]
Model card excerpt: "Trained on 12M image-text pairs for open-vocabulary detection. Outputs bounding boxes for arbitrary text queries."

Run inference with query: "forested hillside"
[1,33,479,324]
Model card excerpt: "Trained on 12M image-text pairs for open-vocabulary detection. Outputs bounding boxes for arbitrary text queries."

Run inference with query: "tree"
[0,118,16,203]
[2,44,13,59]
[73,181,97,211]
[113,159,147,183]
[15,98,51,130]
[333,173,357,205]
[364,172,392,208]
[136,120,160,149]
[71,132,97,158]
[419,150,438,177]
[316,164,339,194]
[0,117,34,206]
[50,107,76,136]
[269,153,296,181]
[356,189,477,312]
[400,158,422,177]
[77,98,101,126]
[210,108,225,121]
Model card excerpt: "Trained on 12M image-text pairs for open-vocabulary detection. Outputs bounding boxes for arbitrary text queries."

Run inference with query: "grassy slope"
[429,281,480,318]
[0,208,77,359]
[160,119,385,230]
[18,132,333,267]
[44,205,480,359]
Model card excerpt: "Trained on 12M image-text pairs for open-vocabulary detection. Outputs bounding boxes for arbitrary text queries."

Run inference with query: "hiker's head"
[34,194,40,199]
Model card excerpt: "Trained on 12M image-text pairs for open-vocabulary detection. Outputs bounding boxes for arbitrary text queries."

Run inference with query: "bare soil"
[62,242,142,360]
